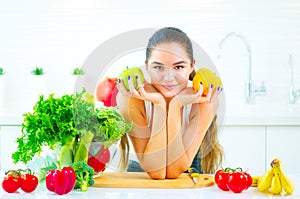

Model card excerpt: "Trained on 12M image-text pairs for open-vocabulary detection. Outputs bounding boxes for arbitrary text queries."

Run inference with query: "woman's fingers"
[196,82,204,97]
[205,84,213,100]
[211,86,223,101]
[116,79,128,95]
[195,84,223,103]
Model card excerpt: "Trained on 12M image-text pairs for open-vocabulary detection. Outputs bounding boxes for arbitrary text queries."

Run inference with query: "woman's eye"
[154,65,163,70]
[174,65,184,70]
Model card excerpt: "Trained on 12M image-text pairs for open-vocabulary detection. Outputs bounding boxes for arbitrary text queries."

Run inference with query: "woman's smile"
[161,84,177,90]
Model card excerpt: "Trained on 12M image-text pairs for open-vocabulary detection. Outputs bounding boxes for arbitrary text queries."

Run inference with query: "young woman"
[116,27,223,179]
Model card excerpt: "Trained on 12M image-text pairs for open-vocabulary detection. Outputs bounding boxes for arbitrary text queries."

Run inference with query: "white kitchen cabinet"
[0,125,25,171]
[266,126,300,174]
[219,125,266,176]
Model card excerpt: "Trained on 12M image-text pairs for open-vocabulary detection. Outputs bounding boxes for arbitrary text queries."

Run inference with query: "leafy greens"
[12,89,133,168]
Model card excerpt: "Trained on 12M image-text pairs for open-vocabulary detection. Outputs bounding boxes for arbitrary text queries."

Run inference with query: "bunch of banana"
[251,176,260,187]
[257,158,294,196]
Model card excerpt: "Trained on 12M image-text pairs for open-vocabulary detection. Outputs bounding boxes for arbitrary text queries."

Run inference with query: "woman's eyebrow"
[173,61,187,65]
[150,61,164,65]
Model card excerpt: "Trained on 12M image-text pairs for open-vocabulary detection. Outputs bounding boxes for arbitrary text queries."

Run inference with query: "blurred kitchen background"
[0,0,299,175]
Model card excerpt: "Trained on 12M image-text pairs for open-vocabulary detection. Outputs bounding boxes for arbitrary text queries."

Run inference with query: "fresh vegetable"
[72,67,84,75]
[227,170,249,193]
[215,167,252,193]
[214,168,230,191]
[2,170,21,193]
[46,167,76,195]
[0,67,5,75]
[96,77,118,106]
[192,68,222,95]
[19,169,39,193]
[2,169,38,193]
[88,144,111,173]
[31,67,45,75]
[119,66,145,90]
[71,161,94,192]
[12,89,133,171]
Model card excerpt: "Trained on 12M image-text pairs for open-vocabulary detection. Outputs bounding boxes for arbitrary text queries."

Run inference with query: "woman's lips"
[162,85,176,90]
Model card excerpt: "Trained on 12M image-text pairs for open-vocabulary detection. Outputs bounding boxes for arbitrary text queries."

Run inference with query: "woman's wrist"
[169,97,184,110]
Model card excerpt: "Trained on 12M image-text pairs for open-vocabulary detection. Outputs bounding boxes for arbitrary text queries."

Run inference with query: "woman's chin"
[161,90,178,98]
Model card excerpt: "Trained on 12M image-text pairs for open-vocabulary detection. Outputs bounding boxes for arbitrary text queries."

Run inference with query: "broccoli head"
[71,161,95,191]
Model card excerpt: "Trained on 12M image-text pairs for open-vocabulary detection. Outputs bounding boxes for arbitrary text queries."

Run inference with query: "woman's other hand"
[175,83,222,107]
[117,75,165,105]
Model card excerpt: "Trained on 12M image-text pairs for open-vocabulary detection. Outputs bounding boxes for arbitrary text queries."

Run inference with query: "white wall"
[0,0,300,173]
[1,0,299,109]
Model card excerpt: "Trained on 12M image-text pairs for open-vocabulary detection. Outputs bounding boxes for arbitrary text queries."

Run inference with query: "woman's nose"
[163,68,175,82]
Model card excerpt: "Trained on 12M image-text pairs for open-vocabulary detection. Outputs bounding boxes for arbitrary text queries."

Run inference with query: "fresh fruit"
[192,68,222,95]
[257,158,294,196]
[270,166,282,195]
[119,66,144,90]
[251,175,260,187]
[279,167,295,195]
[20,171,39,193]
[227,171,249,193]
[214,168,230,191]
[2,171,21,193]
[2,169,38,193]
[96,77,118,106]
[258,167,273,192]
[214,167,252,193]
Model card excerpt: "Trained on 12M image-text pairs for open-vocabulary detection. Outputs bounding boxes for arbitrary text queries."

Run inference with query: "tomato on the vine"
[214,167,252,194]
[214,169,230,191]
[2,171,21,193]
[20,173,39,193]
[227,171,249,193]
[243,171,253,190]
[2,169,39,193]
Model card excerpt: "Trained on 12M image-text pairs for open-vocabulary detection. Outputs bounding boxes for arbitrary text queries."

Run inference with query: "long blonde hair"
[200,115,223,174]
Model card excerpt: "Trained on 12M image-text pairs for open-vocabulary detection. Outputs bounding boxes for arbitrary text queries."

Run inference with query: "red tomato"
[243,172,252,190]
[96,77,118,106]
[227,172,248,193]
[214,169,230,191]
[20,173,39,193]
[2,173,21,193]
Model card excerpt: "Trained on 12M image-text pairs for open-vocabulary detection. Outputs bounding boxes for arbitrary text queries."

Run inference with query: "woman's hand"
[117,75,165,105]
[174,83,222,107]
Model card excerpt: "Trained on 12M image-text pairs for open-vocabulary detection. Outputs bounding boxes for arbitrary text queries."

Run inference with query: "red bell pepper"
[46,167,76,195]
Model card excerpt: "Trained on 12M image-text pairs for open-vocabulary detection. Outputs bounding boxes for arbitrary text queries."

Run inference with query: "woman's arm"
[166,87,220,178]
[116,83,167,179]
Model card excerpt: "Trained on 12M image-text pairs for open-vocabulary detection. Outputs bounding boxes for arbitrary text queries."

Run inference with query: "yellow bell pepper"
[192,68,222,95]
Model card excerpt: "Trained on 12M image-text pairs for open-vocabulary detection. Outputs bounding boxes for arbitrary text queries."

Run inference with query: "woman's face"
[146,42,194,98]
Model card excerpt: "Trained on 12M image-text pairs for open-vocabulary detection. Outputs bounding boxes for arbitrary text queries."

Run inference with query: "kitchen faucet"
[288,54,300,104]
[218,32,266,104]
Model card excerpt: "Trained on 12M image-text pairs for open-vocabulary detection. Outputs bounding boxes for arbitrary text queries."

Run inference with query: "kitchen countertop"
[1,173,299,199]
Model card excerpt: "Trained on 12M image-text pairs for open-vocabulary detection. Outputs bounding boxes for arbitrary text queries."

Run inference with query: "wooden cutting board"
[93,172,215,188]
